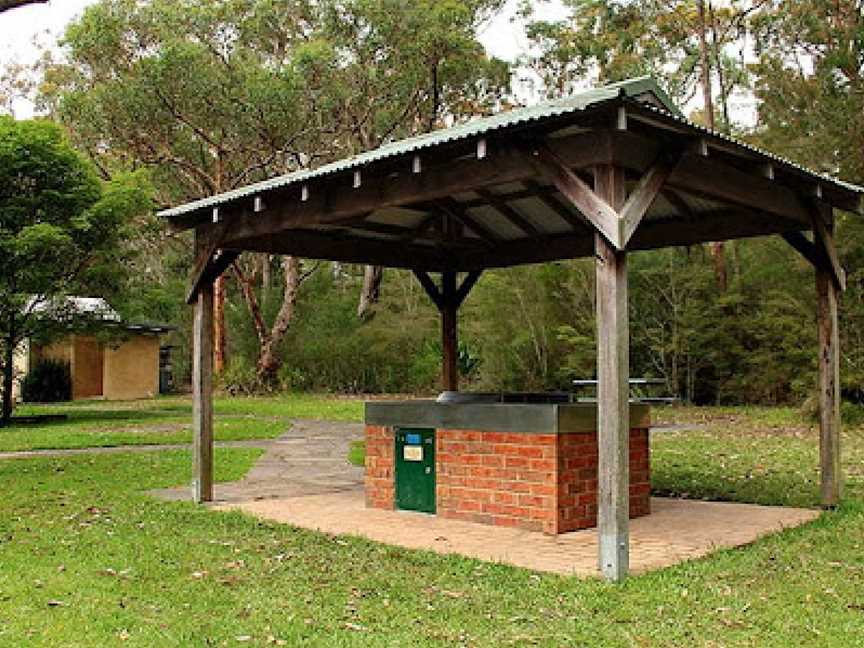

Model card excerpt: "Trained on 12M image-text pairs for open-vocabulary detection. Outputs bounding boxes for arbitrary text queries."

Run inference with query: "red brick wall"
[364,425,394,510]
[364,424,651,535]
[556,428,650,533]
[436,430,559,533]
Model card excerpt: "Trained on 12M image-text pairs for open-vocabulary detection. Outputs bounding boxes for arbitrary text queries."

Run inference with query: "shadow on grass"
[6,404,191,430]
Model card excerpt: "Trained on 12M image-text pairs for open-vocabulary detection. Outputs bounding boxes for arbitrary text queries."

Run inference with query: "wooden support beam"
[454,270,483,308]
[781,231,821,269]
[619,155,679,247]
[594,164,629,582]
[192,282,214,503]
[441,271,459,392]
[811,204,846,291]
[534,144,622,249]
[195,131,616,241]
[817,262,841,507]
[186,223,239,304]
[412,270,444,310]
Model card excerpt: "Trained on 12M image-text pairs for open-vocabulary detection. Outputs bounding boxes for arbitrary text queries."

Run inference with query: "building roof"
[29,297,173,334]
[159,76,864,287]
[159,76,862,227]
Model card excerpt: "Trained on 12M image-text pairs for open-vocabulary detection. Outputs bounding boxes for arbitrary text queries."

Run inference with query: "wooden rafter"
[474,189,540,236]
[435,199,502,244]
[522,179,590,232]
[660,188,695,220]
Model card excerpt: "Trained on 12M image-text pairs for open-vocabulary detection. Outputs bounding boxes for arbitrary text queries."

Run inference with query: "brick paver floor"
[219,492,819,577]
[145,420,818,577]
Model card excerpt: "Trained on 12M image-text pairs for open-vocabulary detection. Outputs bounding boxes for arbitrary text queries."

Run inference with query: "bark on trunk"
[213,274,227,373]
[256,256,301,383]
[357,265,383,321]
[1,331,15,425]
[697,0,726,291]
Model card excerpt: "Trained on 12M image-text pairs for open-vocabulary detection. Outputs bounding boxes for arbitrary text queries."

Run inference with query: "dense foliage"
[0,117,150,421]
[20,358,72,403]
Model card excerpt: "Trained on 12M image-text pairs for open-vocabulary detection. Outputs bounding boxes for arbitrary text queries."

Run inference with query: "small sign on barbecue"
[403,446,423,461]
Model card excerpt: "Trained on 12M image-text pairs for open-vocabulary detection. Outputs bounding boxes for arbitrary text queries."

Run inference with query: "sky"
[0,0,570,118]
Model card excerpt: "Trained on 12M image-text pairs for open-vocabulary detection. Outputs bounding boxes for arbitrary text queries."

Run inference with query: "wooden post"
[594,164,630,581]
[816,265,841,507]
[441,271,458,392]
[192,282,215,503]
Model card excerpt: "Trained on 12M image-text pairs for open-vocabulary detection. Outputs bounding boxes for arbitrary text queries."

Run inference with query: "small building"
[23,298,173,402]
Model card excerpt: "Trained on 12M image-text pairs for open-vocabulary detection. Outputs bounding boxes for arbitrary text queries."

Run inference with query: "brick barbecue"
[364,401,650,535]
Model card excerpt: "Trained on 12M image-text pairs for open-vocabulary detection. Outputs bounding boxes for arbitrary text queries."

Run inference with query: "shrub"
[22,359,72,403]
[220,356,264,396]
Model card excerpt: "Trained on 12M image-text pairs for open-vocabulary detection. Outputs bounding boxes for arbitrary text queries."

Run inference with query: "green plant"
[21,359,72,403]
[220,356,264,396]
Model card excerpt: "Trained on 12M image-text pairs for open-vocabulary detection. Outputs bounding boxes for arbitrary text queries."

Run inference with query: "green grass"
[2,402,864,646]
[1,394,364,452]
[347,440,366,467]
[651,406,864,508]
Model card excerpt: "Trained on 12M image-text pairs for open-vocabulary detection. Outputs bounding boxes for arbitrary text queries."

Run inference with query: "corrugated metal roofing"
[159,75,863,222]
[630,101,864,195]
[159,77,676,220]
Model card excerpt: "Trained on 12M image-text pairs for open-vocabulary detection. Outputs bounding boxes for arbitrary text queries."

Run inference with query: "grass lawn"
[1,394,364,452]
[1,401,864,646]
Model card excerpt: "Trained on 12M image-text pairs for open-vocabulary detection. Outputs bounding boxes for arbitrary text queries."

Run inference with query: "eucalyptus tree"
[44,0,510,386]
[302,0,510,321]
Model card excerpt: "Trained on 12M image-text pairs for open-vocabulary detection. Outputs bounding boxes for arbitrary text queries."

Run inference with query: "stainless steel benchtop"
[365,401,650,434]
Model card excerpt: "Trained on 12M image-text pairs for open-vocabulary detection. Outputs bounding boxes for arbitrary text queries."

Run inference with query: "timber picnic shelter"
[159,77,864,581]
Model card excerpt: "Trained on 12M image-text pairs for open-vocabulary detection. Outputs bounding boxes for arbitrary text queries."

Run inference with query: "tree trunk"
[256,256,301,383]
[697,0,715,129]
[357,265,383,321]
[213,274,227,373]
[697,0,726,291]
[1,332,15,425]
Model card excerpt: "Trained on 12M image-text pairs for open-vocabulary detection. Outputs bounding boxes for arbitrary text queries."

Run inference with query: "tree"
[750,0,864,400]
[524,0,768,291]
[0,116,149,423]
[43,0,509,385]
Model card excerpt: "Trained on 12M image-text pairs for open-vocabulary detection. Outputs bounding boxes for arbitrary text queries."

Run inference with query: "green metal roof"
[159,77,678,221]
[158,75,863,222]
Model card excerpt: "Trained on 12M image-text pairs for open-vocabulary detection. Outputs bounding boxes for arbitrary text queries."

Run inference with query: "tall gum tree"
[42,0,509,385]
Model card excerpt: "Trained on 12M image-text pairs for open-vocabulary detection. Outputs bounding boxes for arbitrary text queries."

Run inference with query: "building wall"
[103,334,160,400]
[366,424,651,535]
[365,425,395,510]
[29,333,161,401]
[72,336,104,399]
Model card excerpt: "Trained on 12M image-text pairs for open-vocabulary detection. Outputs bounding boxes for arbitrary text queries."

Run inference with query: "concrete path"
[151,419,365,503]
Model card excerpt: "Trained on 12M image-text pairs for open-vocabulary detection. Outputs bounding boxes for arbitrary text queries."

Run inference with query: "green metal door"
[395,428,436,513]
